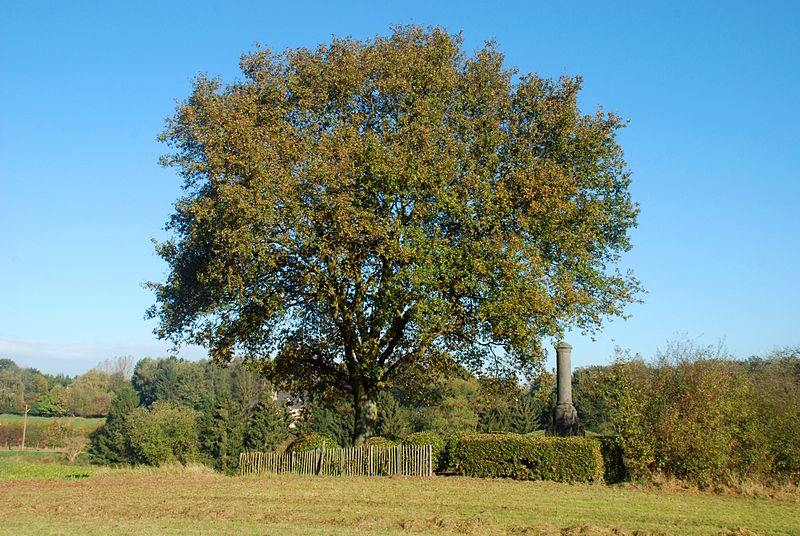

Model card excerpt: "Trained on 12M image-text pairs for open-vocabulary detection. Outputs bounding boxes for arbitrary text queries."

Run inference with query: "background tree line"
[90,342,800,484]
[4,342,798,485]
[0,356,133,417]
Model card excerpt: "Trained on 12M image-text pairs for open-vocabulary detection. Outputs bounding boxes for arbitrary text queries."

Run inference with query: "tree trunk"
[352,380,378,447]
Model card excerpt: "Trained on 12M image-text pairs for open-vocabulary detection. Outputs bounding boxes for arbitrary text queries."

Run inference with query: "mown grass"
[0,462,797,535]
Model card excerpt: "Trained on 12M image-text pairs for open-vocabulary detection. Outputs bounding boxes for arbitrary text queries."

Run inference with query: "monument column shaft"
[556,342,572,405]
[552,341,579,436]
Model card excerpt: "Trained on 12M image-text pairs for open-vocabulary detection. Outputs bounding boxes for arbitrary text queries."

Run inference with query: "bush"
[124,403,198,466]
[364,436,395,448]
[449,433,604,482]
[404,431,444,471]
[287,432,338,452]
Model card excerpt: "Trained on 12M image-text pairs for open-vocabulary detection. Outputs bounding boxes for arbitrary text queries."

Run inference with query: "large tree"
[149,26,640,445]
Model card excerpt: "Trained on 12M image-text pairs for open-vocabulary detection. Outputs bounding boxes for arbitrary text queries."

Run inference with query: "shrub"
[605,360,655,480]
[404,431,445,471]
[449,433,604,482]
[63,436,90,463]
[124,403,198,466]
[40,419,70,448]
[364,436,395,448]
[287,432,338,452]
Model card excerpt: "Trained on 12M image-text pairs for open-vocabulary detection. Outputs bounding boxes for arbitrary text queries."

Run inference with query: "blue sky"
[1,1,798,375]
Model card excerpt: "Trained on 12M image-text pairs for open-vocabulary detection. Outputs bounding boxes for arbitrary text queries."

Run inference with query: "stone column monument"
[552,341,579,436]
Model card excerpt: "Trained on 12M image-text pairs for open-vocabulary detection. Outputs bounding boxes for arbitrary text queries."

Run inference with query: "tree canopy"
[149,25,640,444]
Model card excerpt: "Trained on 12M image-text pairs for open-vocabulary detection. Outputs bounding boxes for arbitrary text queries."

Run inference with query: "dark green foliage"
[408,374,480,437]
[364,436,396,448]
[449,433,604,482]
[295,398,353,447]
[404,431,445,471]
[87,357,277,469]
[527,370,557,431]
[243,396,293,453]
[509,397,541,435]
[597,436,627,484]
[89,386,139,464]
[288,432,338,452]
[477,392,542,435]
[132,357,206,409]
[198,394,247,473]
[375,391,410,440]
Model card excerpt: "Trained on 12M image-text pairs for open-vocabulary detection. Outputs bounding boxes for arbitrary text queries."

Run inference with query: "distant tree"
[527,369,557,431]
[510,396,541,434]
[149,26,640,444]
[413,374,480,436]
[132,357,205,409]
[67,369,112,417]
[32,385,68,416]
[229,360,271,410]
[96,356,134,390]
[0,359,24,413]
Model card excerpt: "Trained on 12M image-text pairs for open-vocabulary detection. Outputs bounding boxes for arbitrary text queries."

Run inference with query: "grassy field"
[0,458,94,481]
[0,448,93,466]
[0,461,797,535]
[0,413,105,432]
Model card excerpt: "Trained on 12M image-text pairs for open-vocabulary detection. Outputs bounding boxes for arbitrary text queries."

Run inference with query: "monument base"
[552,402,580,436]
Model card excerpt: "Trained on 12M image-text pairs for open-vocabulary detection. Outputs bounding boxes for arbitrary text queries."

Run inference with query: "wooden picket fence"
[239,443,433,477]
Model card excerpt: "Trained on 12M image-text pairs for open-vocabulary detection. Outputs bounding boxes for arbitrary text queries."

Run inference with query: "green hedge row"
[449,433,604,482]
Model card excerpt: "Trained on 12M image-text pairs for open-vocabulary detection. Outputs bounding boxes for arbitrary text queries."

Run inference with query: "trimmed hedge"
[287,432,338,452]
[449,433,604,482]
[364,436,396,448]
[405,432,445,471]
